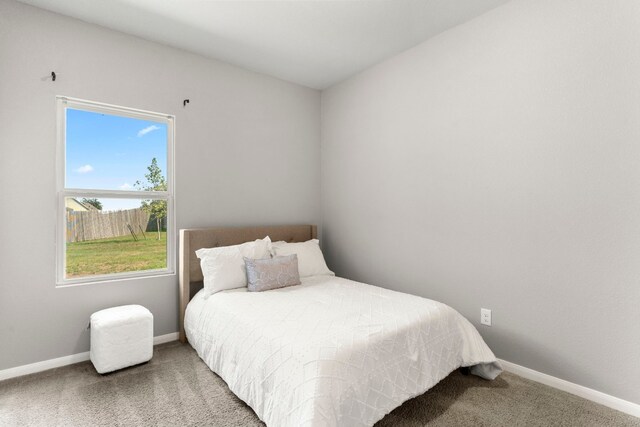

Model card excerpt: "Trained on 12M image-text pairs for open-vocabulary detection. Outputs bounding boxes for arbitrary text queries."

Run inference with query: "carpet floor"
[1,341,638,426]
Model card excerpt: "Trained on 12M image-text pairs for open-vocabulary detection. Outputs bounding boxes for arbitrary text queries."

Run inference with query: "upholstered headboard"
[178,225,317,342]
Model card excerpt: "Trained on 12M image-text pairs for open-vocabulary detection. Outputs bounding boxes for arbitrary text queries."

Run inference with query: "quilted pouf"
[90,305,153,374]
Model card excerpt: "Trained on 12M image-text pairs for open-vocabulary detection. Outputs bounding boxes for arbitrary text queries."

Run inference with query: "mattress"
[185,275,501,427]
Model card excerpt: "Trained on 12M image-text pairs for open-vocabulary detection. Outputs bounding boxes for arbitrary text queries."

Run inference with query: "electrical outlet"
[481,308,492,326]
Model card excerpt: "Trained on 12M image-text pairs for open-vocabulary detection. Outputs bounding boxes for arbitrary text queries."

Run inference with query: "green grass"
[66,232,167,278]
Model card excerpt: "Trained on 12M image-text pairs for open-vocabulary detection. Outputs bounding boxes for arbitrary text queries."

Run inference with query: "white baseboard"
[499,359,640,419]
[153,332,180,345]
[0,332,179,382]
[0,351,92,382]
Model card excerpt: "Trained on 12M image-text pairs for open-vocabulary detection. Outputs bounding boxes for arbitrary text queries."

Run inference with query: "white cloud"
[119,183,133,190]
[75,164,94,174]
[137,125,160,137]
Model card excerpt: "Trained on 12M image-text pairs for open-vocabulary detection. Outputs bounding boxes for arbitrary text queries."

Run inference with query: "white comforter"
[185,275,501,427]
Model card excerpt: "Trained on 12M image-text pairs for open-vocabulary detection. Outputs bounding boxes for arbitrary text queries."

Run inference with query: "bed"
[179,225,501,427]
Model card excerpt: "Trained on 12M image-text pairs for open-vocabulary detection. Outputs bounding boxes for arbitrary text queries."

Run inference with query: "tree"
[135,158,167,240]
[81,198,102,210]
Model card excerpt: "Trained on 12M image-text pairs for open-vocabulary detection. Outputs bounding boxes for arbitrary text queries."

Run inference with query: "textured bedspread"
[185,275,501,427]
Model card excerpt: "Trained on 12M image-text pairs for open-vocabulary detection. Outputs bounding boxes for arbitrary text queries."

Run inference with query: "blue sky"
[66,108,167,211]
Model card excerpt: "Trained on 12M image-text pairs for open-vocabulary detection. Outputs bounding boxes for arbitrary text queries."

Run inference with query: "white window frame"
[56,96,175,286]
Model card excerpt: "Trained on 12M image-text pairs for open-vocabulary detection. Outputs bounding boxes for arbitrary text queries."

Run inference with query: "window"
[56,97,175,285]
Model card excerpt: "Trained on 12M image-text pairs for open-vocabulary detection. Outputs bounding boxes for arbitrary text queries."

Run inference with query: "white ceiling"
[17,0,510,89]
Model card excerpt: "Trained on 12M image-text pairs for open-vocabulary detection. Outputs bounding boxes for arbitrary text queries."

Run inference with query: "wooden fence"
[66,208,151,243]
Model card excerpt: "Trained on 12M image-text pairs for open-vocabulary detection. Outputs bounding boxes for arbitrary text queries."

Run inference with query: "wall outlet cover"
[481,308,492,326]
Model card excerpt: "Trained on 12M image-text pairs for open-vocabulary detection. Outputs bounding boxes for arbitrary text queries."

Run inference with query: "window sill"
[56,269,176,288]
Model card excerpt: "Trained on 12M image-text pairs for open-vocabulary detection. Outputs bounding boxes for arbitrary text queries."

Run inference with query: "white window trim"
[55,96,176,286]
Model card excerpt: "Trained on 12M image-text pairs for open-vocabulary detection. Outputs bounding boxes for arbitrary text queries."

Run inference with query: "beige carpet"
[1,341,638,426]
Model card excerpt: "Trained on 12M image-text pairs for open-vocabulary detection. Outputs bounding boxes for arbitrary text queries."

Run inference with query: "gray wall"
[0,0,320,370]
[321,0,640,405]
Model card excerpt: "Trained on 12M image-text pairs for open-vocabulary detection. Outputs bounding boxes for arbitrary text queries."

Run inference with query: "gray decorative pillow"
[244,255,301,292]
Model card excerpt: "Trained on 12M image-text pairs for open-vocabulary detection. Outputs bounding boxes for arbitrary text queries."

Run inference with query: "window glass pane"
[64,197,167,278]
[65,108,167,191]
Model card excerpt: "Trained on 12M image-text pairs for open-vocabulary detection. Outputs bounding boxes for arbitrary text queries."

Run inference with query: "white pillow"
[196,236,271,298]
[271,239,334,278]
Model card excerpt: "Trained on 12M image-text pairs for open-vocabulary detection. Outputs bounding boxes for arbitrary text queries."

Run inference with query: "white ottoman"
[90,305,153,374]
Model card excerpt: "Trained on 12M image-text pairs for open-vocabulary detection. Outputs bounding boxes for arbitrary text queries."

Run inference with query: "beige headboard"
[179,224,317,342]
